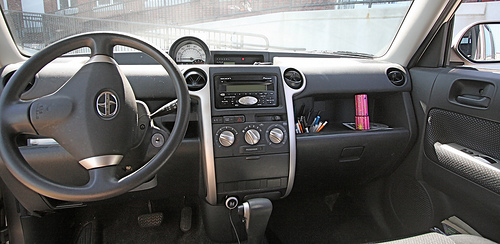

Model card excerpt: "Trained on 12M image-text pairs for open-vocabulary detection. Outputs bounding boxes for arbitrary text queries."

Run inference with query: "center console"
[192,66,304,242]
[211,71,290,203]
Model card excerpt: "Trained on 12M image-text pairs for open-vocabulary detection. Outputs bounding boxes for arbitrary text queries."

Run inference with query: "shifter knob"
[239,198,273,244]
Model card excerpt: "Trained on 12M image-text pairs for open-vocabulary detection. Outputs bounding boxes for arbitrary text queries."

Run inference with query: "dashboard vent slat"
[284,69,303,89]
[184,69,207,91]
[387,68,405,86]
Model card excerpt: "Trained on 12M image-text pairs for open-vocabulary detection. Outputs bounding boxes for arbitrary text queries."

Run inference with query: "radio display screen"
[225,84,268,92]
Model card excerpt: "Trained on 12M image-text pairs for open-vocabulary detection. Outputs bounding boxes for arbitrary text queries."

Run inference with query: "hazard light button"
[223,115,246,123]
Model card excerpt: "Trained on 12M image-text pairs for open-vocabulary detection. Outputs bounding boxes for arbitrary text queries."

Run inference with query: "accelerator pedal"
[76,221,98,244]
[138,201,164,228]
[180,206,192,232]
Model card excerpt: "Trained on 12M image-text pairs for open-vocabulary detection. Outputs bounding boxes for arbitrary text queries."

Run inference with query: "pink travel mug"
[355,94,370,130]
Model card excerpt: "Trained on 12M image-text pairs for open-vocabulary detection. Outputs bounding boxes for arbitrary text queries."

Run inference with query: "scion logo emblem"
[96,91,119,119]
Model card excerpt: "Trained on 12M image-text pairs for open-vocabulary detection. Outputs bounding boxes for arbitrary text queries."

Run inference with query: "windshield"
[1,0,412,57]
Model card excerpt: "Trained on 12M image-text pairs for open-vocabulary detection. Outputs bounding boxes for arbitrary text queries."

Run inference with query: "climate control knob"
[269,128,284,144]
[219,130,235,147]
[245,129,261,145]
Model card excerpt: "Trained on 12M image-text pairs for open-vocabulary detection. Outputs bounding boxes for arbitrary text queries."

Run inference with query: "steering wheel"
[0,32,190,202]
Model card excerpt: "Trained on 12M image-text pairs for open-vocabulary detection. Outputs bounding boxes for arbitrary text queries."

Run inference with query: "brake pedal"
[138,201,163,228]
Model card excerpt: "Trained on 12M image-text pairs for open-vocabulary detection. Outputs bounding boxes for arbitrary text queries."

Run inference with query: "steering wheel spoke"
[1,100,37,135]
[89,34,116,57]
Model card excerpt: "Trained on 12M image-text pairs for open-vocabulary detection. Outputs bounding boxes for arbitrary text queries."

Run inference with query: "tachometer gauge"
[169,37,210,64]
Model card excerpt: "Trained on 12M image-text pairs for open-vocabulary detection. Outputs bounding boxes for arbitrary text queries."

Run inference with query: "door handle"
[456,94,490,108]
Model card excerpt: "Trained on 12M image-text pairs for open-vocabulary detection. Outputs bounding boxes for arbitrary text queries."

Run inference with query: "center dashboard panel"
[191,65,304,206]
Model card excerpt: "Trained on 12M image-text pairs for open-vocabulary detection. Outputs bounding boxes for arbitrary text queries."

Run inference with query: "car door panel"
[410,66,500,240]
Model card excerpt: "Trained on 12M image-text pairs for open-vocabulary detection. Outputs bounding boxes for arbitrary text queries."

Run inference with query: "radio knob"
[245,129,261,145]
[219,130,235,147]
[269,128,284,144]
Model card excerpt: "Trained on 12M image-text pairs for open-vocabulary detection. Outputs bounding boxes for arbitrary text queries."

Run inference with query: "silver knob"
[219,130,235,147]
[269,128,284,144]
[238,96,258,105]
[245,129,261,145]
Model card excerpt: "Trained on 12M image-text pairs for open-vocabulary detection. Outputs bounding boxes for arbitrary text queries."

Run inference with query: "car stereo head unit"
[214,74,278,109]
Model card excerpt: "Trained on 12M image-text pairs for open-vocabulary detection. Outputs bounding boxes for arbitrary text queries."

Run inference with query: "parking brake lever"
[150,99,177,119]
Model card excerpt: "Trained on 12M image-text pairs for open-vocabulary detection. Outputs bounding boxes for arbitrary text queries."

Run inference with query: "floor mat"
[267,191,385,244]
[74,196,213,244]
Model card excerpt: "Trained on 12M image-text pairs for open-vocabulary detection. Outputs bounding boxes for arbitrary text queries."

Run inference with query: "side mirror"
[452,21,500,63]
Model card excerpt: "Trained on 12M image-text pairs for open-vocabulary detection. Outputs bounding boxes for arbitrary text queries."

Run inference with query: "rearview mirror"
[453,22,500,62]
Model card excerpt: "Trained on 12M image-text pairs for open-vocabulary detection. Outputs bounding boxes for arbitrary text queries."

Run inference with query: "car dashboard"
[0,38,415,225]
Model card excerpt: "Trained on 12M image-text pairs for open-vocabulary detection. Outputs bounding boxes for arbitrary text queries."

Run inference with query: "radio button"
[238,96,258,105]
[223,115,246,123]
[212,117,223,124]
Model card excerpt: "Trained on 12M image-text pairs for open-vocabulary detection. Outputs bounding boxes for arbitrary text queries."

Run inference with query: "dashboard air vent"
[184,69,207,91]
[284,69,303,89]
[387,68,405,86]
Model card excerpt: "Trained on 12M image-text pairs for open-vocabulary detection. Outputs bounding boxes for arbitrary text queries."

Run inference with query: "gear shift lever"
[238,198,273,244]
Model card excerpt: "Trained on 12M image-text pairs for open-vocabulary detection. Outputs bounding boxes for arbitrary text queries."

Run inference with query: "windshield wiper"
[313,50,374,58]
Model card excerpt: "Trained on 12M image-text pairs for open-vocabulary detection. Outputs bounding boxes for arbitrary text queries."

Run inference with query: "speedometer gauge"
[176,44,206,64]
[169,37,210,64]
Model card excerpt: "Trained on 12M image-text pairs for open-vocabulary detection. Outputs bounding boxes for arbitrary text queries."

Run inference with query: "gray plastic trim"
[434,142,500,172]
[87,55,115,64]
[434,142,500,193]
[280,66,305,198]
[184,66,218,205]
[79,155,123,169]
[243,201,250,229]
[188,65,304,205]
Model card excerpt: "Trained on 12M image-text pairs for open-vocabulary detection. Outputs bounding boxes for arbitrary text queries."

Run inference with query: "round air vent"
[284,69,303,89]
[387,68,405,86]
[184,69,207,91]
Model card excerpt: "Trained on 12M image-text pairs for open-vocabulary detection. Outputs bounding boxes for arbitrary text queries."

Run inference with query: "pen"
[315,122,323,132]
[312,116,320,126]
[317,121,328,132]
[306,110,313,125]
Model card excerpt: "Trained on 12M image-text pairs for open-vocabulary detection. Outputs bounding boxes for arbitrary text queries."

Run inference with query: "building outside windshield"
[1,0,413,57]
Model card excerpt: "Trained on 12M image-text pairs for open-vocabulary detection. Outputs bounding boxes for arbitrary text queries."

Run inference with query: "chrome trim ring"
[96,91,119,119]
